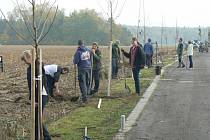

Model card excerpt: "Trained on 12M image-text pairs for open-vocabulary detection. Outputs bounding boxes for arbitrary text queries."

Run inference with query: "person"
[112,40,121,79]
[144,38,153,68]
[121,37,145,96]
[21,50,51,140]
[187,40,194,68]
[90,42,102,95]
[177,38,185,68]
[73,40,92,103]
[44,64,69,97]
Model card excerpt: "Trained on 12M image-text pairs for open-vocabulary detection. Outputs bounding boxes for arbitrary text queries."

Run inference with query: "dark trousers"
[78,68,91,102]
[188,55,193,68]
[46,75,55,97]
[112,58,119,78]
[35,95,51,140]
[146,54,152,67]
[132,67,141,95]
[91,69,100,91]
[178,55,185,67]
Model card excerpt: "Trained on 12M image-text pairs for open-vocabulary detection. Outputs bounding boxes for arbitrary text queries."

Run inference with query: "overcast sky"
[0,0,210,27]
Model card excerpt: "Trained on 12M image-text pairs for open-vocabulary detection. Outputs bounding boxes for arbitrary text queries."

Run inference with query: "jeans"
[112,58,119,78]
[78,68,91,102]
[46,75,55,97]
[132,67,141,95]
[91,69,100,91]
[146,54,152,67]
[189,55,193,68]
[35,95,51,140]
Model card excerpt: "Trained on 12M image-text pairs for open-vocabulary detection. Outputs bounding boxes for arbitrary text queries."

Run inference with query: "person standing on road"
[44,64,69,97]
[21,50,51,140]
[73,40,92,103]
[177,38,185,68]
[112,40,121,79]
[144,38,154,68]
[121,37,145,96]
[187,40,194,68]
[90,42,102,95]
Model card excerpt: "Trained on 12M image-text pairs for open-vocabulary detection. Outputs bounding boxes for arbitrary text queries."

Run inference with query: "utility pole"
[161,16,163,50]
[107,0,113,97]
[110,1,113,42]
[137,0,141,40]
[143,0,146,44]
[175,19,178,52]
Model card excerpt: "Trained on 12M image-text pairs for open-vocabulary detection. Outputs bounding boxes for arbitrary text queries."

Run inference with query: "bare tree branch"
[115,0,127,19]
[0,8,33,46]
[96,0,110,18]
[37,0,50,30]
[15,0,34,41]
[37,1,56,41]
[38,6,58,43]
[27,0,33,4]
[113,0,118,15]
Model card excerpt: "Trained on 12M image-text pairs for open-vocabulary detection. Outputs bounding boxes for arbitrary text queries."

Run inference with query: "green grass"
[48,58,174,140]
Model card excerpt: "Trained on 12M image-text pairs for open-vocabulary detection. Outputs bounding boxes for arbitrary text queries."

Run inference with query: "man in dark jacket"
[112,40,121,79]
[73,40,92,103]
[121,37,145,96]
[44,64,69,97]
[90,42,102,94]
[177,38,185,68]
[144,38,153,68]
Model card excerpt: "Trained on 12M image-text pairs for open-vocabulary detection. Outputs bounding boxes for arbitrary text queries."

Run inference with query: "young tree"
[1,0,58,139]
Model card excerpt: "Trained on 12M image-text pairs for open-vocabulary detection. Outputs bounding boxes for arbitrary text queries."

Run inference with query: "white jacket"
[187,44,194,56]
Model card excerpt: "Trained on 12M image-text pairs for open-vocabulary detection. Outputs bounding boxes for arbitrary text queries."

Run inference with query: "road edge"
[113,61,176,140]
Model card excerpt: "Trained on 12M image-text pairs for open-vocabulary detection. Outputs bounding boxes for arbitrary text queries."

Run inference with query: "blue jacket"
[144,42,153,55]
[73,45,92,70]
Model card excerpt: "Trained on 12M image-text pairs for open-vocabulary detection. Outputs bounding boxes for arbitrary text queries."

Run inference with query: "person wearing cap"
[44,64,69,97]
[112,40,121,79]
[144,38,154,68]
[21,50,51,140]
[121,37,145,96]
[177,38,185,68]
[187,40,194,68]
[73,40,92,103]
[90,42,102,94]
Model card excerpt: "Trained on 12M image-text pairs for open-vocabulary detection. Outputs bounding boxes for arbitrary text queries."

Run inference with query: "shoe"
[182,65,185,68]
[177,66,181,68]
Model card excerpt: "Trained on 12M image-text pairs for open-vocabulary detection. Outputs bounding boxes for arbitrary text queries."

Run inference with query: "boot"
[177,62,181,68]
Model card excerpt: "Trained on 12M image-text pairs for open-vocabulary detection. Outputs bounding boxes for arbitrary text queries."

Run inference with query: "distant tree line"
[0,7,132,46]
[127,26,209,46]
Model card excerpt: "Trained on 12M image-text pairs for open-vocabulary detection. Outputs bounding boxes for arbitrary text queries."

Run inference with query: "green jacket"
[177,43,183,56]
[92,49,102,70]
[112,43,120,59]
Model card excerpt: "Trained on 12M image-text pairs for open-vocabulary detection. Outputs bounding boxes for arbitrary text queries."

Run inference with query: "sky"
[0,0,210,27]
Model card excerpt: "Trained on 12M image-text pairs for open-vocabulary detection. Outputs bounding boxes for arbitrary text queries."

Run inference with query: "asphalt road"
[125,52,210,140]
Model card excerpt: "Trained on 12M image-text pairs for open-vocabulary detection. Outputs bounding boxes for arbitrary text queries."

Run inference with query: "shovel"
[122,55,131,94]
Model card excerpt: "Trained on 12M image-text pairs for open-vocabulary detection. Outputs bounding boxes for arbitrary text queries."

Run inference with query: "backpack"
[138,45,146,69]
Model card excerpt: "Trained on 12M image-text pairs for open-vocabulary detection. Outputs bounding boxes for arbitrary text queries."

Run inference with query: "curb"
[113,61,176,140]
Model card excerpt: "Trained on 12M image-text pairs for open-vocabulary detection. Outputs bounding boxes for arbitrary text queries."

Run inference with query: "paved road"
[125,52,210,140]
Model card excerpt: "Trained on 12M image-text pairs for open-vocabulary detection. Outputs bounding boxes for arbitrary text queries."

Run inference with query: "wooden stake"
[107,41,112,96]
[31,48,36,140]
[38,48,43,139]
[85,126,87,137]
[97,98,102,109]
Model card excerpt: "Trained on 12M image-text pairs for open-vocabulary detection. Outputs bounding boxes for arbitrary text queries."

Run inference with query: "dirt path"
[126,52,210,140]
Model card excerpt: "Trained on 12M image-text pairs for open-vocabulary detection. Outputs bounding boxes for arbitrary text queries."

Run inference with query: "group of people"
[19,37,157,140]
[177,38,194,69]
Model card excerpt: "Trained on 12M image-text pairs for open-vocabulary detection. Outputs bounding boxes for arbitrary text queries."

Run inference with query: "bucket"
[155,65,161,75]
